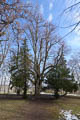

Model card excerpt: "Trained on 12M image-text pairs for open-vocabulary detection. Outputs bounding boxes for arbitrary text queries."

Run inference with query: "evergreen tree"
[46,54,78,98]
[9,39,31,98]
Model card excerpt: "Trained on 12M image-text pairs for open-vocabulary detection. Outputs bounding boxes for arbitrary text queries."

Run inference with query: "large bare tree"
[22,7,62,95]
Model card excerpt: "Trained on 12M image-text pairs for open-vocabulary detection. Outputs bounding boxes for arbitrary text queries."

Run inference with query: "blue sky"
[23,0,80,55]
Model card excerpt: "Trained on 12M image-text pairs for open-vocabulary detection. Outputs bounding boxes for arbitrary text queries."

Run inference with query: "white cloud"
[49,2,53,10]
[40,4,44,15]
[48,13,53,22]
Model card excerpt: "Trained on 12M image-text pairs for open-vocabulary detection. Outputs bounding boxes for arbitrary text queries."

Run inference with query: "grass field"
[0,97,80,120]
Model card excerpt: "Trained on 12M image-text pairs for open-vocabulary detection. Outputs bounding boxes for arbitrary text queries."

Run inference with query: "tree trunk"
[17,89,20,95]
[54,90,59,99]
[23,80,27,99]
[35,79,42,96]
[61,91,67,97]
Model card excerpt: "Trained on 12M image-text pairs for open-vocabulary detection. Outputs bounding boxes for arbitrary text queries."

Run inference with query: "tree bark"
[54,90,60,99]
[35,78,42,96]
[23,79,27,99]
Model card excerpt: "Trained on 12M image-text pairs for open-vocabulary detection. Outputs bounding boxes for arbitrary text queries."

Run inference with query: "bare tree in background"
[61,0,80,37]
[56,0,80,38]
[0,0,31,67]
[69,54,80,84]
[0,0,20,66]
[69,52,80,94]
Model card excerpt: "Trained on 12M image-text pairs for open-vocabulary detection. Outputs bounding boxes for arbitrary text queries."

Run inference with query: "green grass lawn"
[0,97,80,120]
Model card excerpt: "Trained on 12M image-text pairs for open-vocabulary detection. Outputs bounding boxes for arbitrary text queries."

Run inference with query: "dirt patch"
[15,100,54,120]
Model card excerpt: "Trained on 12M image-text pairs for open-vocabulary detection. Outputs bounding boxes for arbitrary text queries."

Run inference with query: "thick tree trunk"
[35,79,42,96]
